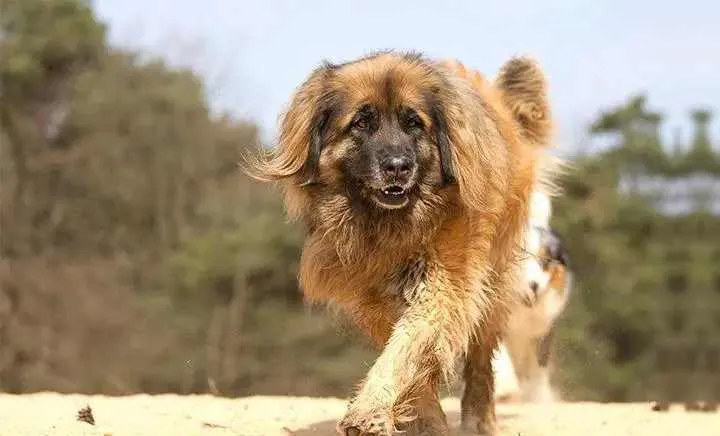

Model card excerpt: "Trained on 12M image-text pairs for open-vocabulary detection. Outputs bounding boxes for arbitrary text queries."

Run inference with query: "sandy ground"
[0,393,718,436]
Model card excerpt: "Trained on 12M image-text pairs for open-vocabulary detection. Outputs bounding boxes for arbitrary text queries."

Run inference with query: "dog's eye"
[403,112,424,131]
[353,117,369,130]
[406,116,423,129]
[351,106,374,131]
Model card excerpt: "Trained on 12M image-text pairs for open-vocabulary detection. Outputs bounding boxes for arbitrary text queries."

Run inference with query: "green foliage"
[551,97,720,401]
[167,207,301,301]
[0,0,105,103]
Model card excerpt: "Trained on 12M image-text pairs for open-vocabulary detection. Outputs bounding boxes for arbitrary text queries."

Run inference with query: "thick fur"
[246,51,556,435]
[494,190,573,403]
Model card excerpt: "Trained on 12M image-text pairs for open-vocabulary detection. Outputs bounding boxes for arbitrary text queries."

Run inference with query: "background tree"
[551,101,720,401]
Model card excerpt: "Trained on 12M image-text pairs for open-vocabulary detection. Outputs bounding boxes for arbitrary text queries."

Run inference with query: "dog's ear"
[428,98,456,185]
[557,247,569,267]
[495,57,552,146]
[244,64,335,185]
[432,60,511,212]
[299,106,332,186]
[547,243,569,267]
[547,229,570,266]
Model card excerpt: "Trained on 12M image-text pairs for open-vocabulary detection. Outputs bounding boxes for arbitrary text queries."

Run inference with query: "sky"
[93,0,719,154]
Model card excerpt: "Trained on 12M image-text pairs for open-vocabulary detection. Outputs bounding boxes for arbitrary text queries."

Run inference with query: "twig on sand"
[76,404,95,425]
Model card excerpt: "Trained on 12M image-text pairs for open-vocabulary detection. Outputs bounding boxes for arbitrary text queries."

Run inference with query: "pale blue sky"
[94,0,719,153]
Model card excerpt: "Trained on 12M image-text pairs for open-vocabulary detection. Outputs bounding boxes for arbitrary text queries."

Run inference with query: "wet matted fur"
[246,51,557,435]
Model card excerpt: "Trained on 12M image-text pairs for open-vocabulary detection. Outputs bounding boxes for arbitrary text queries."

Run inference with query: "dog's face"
[333,97,436,210]
[300,54,456,212]
[525,227,570,306]
[509,226,571,340]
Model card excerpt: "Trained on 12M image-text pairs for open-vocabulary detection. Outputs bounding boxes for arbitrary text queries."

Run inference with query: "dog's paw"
[459,419,498,436]
[338,407,396,436]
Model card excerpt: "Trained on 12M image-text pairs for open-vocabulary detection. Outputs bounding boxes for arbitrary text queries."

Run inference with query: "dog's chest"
[380,256,429,304]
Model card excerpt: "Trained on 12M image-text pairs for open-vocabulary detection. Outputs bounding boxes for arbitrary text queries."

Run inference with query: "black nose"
[529,281,539,293]
[380,156,412,179]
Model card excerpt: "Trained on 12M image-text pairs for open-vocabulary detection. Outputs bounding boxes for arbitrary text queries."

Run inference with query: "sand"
[0,393,717,436]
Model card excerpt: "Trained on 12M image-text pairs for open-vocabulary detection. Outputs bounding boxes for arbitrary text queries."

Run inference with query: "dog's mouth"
[372,185,410,209]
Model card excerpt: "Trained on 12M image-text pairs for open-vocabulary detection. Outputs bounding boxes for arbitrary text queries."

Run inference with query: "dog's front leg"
[339,267,487,436]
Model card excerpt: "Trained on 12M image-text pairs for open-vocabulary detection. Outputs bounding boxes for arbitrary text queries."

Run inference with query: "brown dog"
[247,51,556,435]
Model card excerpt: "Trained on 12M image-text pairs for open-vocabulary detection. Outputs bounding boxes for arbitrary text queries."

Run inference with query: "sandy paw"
[338,408,396,436]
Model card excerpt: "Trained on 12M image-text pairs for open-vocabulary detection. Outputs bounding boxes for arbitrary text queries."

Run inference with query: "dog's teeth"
[381,187,405,196]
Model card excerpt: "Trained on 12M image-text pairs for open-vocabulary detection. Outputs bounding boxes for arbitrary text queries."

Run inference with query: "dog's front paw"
[338,403,399,436]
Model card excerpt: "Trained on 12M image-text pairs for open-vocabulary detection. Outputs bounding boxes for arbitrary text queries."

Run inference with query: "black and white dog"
[494,190,572,402]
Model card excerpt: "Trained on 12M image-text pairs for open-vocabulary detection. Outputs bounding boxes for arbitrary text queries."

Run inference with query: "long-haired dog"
[247,51,557,435]
[493,191,572,403]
